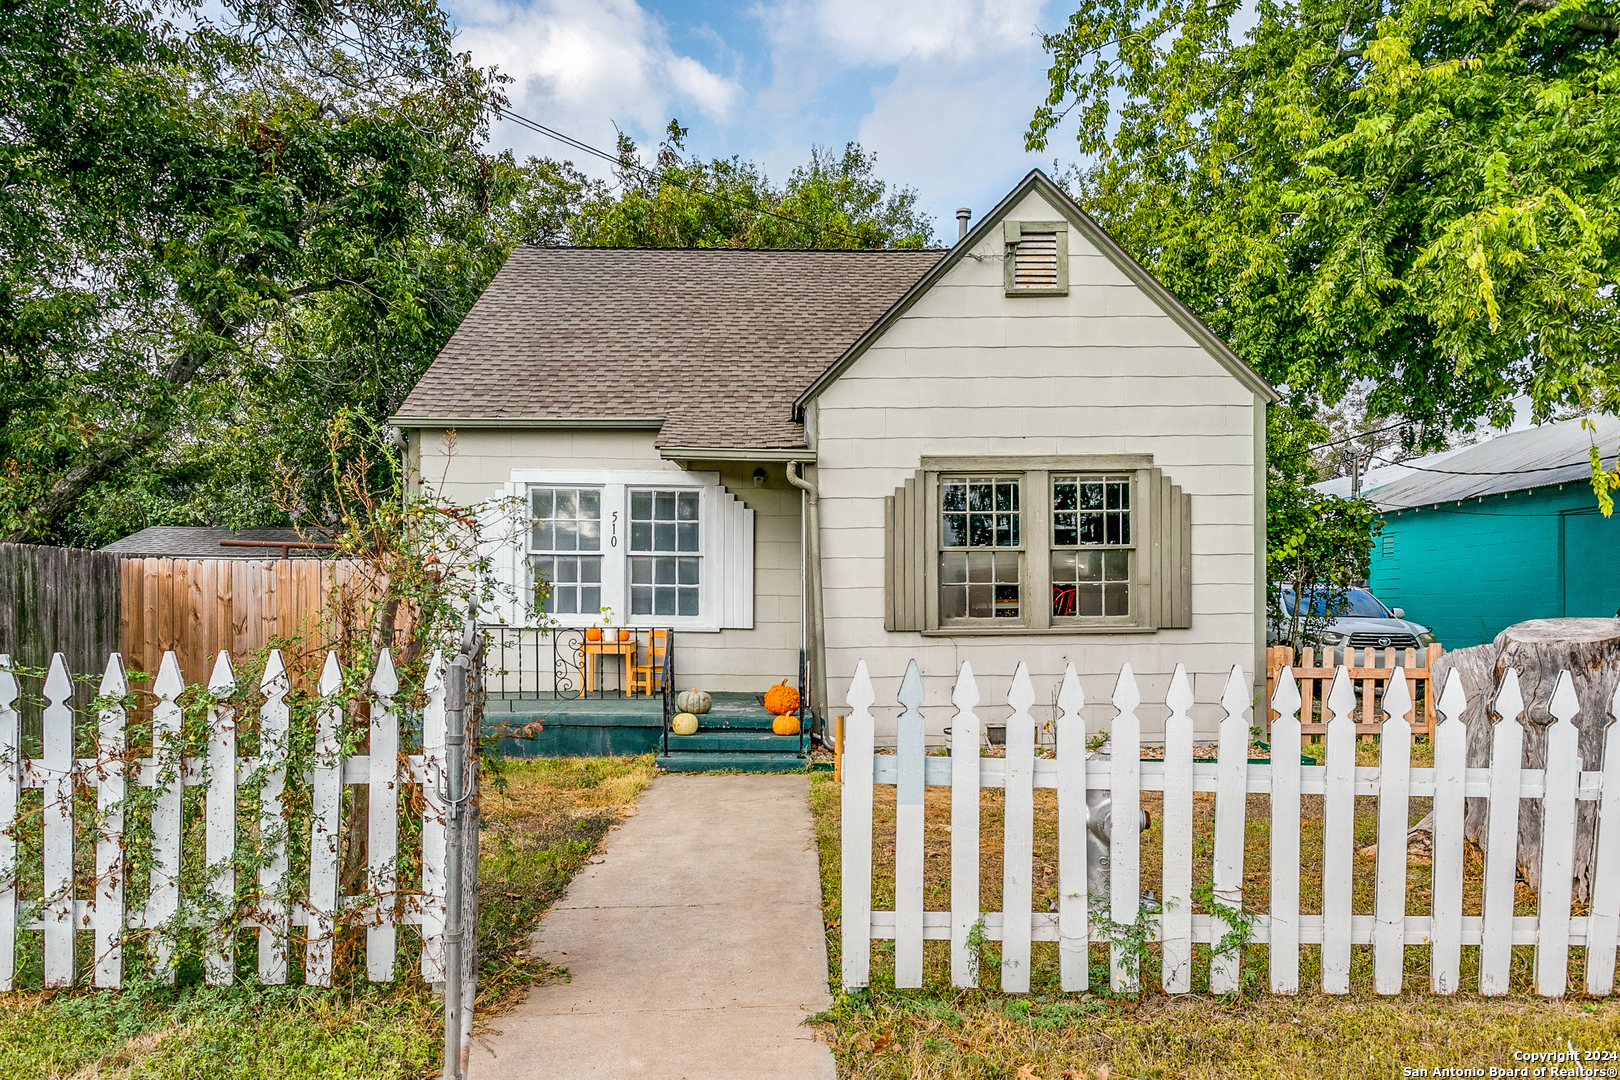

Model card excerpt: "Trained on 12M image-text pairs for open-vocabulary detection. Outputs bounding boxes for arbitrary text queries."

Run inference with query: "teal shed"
[1365,416,1620,649]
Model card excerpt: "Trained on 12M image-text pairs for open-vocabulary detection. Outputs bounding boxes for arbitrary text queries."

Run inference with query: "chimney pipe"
[956,208,971,241]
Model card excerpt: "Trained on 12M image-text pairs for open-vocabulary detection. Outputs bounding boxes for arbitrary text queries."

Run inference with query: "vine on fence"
[0,412,529,989]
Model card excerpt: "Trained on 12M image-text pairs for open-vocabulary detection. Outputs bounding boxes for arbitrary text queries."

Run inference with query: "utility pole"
[1340,442,1373,499]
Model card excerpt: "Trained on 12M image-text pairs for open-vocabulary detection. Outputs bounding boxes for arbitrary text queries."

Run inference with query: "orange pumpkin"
[764,680,800,716]
[772,714,801,737]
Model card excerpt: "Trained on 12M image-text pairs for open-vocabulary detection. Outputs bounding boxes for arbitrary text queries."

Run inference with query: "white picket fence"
[0,646,469,990]
[841,658,1620,997]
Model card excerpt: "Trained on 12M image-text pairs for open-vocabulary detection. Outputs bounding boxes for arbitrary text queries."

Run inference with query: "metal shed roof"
[1370,415,1620,511]
[100,527,333,558]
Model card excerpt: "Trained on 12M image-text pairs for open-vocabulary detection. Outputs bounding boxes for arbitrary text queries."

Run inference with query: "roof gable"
[793,169,1279,414]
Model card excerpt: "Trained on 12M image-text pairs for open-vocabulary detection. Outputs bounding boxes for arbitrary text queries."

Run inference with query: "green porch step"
[482,690,803,760]
[664,730,805,752]
[679,713,786,731]
[655,750,809,774]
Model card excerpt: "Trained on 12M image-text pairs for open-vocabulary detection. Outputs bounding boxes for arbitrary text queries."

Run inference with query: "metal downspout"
[786,461,828,736]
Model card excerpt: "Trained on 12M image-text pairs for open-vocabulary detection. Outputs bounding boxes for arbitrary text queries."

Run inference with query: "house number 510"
[610,511,619,547]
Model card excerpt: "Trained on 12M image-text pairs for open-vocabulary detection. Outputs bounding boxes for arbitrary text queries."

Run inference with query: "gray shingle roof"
[100,527,332,558]
[391,247,947,449]
[1370,415,1620,510]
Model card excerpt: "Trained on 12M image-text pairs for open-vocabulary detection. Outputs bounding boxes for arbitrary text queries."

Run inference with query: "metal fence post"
[441,655,468,1080]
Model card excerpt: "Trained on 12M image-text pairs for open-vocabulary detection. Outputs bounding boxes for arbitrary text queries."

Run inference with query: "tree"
[568,121,935,249]
[1029,0,1620,602]
[1266,413,1385,650]
[1029,0,1620,468]
[1,23,929,547]
[0,0,549,545]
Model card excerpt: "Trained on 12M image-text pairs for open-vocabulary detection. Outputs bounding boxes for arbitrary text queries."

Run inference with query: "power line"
[1368,451,1614,478]
[497,110,904,249]
[1281,421,1411,458]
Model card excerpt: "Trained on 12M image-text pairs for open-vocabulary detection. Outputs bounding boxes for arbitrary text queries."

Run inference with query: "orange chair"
[628,629,669,698]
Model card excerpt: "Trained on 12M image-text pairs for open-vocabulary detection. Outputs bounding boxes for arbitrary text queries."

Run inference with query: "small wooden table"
[576,637,638,696]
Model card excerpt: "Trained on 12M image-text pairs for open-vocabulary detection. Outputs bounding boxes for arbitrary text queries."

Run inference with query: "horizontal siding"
[819,405,1254,441]
[829,372,1244,404]
[815,186,1258,718]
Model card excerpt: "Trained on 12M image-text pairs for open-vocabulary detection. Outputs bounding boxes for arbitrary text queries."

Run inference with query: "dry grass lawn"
[807,743,1620,1080]
[0,754,658,1080]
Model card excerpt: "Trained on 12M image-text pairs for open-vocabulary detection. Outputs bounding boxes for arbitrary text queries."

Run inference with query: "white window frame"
[506,469,741,633]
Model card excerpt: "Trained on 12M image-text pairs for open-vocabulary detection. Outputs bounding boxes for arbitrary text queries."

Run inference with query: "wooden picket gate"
[841,658,1620,997]
[1264,643,1444,739]
[0,646,475,991]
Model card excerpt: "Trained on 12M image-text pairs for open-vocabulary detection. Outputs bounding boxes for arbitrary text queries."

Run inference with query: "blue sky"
[444,0,1076,242]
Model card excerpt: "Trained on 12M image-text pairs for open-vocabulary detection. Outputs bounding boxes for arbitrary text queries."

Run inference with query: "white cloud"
[854,52,1055,225]
[785,0,1047,65]
[451,0,742,168]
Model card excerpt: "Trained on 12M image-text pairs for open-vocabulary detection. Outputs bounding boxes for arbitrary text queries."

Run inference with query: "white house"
[392,170,1276,755]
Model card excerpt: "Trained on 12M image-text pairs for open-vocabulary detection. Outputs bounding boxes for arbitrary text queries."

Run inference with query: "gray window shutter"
[885,472,927,631]
[1150,468,1192,629]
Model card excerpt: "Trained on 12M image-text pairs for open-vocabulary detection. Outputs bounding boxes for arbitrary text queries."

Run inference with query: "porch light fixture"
[752,467,767,487]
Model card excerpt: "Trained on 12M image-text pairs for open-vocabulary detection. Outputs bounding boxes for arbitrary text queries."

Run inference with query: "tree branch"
[1512,0,1620,37]
[5,307,246,542]
[286,277,346,299]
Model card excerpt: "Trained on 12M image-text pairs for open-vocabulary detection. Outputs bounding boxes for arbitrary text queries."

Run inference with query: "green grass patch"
[0,754,656,1079]
[809,771,1620,1079]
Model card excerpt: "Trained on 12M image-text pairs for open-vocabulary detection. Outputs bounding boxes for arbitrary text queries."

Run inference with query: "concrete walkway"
[470,774,837,1080]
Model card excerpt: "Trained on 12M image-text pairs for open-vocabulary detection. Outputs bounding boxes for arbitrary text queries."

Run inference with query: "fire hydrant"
[1086,739,1152,912]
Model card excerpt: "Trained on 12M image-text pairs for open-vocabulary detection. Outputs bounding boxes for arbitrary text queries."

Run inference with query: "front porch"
[484,690,810,773]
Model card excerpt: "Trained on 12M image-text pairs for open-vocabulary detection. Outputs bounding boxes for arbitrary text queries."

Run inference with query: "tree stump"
[1430,618,1620,902]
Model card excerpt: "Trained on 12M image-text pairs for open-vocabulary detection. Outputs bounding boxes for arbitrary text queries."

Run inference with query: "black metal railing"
[481,626,672,701]
[660,639,675,757]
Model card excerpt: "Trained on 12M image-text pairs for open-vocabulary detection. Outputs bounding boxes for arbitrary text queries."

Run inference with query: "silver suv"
[1274,586,1437,651]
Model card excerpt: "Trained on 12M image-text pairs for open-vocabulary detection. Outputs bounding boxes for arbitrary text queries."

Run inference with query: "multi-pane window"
[939,476,1021,621]
[1051,476,1132,618]
[629,490,701,617]
[529,487,602,615]
[889,458,1185,634]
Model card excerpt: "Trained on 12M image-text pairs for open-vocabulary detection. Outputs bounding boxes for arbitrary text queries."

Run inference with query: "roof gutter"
[658,447,815,463]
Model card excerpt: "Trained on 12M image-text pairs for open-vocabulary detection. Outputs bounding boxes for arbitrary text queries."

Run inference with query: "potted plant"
[598,606,619,643]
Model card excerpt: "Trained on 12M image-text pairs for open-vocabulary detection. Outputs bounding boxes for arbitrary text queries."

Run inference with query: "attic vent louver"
[1014,232,1059,288]
[1003,221,1069,296]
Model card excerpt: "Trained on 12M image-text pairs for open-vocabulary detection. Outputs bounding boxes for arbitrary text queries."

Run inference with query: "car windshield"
[1283,588,1390,618]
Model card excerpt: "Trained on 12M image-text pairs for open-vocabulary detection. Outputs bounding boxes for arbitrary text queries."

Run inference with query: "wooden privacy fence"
[1265,643,1443,739]
[0,544,122,697]
[118,557,374,687]
[0,646,475,991]
[841,657,1620,998]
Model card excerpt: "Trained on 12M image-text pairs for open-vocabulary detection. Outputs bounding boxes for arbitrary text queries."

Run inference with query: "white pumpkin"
[671,712,700,736]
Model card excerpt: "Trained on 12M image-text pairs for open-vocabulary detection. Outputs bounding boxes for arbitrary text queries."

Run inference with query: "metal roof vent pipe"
[956,207,971,241]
